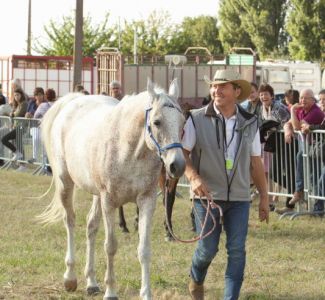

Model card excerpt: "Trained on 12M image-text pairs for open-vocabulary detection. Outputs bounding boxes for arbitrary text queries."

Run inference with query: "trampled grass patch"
[0,169,324,299]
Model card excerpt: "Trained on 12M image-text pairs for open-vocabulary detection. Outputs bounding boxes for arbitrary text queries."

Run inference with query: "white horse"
[38,79,186,300]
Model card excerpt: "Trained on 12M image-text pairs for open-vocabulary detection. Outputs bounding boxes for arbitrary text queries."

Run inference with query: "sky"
[0,0,219,55]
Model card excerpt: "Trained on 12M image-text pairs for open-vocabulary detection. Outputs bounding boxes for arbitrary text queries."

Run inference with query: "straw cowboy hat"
[204,69,251,101]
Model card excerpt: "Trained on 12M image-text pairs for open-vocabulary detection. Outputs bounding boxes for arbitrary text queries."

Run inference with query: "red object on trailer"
[0,55,95,98]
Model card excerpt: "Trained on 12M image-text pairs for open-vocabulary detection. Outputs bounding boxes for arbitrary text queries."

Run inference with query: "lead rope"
[164,179,223,243]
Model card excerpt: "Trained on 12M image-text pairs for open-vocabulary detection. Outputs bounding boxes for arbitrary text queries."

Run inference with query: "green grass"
[0,169,324,299]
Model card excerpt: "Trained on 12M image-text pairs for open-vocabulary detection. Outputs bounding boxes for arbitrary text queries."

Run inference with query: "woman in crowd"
[1,88,28,160]
[258,83,290,210]
[28,88,56,164]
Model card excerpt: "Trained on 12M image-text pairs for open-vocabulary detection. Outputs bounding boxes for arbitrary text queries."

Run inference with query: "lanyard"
[223,117,237,155]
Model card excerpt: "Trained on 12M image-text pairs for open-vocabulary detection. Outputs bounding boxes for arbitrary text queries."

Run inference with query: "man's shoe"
[288,191,304,205]
[274,207,294,215]
[189,279,204,300]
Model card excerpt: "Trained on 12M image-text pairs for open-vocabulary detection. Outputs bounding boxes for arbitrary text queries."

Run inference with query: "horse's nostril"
[170,162,176,174]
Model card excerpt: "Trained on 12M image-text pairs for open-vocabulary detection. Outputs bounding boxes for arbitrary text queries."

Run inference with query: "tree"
[117,10,177,57]
[33,12,115,57]
[218,0,288,58]
[286,0,324,61]
[218,0,255,53]
[239,0,289,58]
[167,16,223,55]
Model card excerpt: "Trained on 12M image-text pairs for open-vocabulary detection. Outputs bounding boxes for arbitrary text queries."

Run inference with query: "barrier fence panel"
[0,116,13,165]
[268,130,297,218]
[0,116,48,174]
[304,130,325,218]
[269,130,325,219]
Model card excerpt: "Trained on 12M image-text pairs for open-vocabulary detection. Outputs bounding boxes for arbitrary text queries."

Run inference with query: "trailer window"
[294,69,314,75]
[269,70,290,83]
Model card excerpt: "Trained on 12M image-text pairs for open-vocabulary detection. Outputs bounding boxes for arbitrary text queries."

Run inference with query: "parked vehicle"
[256,61,291,95]
[257,60,323,95]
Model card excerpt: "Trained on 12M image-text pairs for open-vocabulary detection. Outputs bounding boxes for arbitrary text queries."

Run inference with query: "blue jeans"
[296,140,321,193]
[314,167,325,212]
[190,200,250,300]
[295,148,304,192]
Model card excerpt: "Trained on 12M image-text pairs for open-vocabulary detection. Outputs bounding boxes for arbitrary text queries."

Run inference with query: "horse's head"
[145,78,186,179]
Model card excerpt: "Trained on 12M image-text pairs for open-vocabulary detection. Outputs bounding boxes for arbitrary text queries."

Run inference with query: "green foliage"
[286,0,324,61]
[33,12,115,57]
[117,11,176,56]
[239,0,289,59]
[168,16,223,55]
[218,0,255,53]
[33,3,324,63]
[219,0,288,59]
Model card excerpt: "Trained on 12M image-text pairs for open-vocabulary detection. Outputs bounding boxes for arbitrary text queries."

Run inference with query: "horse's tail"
[37,185,75,225]
[26,175,54,200]
[38,93,81,225]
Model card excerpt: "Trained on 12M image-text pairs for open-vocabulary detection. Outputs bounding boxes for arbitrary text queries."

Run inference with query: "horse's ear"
[168,78,179,101]
[147,78,157,103]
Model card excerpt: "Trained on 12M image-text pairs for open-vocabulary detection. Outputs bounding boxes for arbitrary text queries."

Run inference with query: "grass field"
[0,169,324,300]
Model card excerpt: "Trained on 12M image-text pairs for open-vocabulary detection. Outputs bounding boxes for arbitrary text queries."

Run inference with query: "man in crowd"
[109,80,123,100]
[283,89,324,208]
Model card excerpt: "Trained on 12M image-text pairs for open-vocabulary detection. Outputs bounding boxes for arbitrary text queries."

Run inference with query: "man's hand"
[190,175,212,201]
[25,112,33,119]
[284,122,294,144]
[301,122,311,134]
[291,103,303,112]
[259,197,269,223]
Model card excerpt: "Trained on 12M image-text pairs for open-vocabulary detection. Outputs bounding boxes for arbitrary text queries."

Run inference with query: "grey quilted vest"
[190,101,259,201]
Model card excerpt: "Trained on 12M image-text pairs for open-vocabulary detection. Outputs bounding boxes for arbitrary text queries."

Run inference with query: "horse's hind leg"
[57,176,78,291]
[84,195,102,295]
[101,192,118,300]
[118,206,129,233]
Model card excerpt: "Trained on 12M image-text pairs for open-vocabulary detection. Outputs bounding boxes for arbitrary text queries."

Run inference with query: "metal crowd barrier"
[0,116,48,175]
[268,129,325,219]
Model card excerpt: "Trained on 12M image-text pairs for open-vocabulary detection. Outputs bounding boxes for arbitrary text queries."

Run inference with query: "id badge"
[226,158,233,170]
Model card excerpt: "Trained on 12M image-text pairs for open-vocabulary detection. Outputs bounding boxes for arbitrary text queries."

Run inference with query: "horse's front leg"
[101,192,118,300]
[137,195,157,300]
[84,195,102,295]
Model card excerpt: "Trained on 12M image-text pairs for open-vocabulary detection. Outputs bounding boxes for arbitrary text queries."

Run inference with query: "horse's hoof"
[122,227,129,233]
[87,286,100,295]
[64,278,77,291]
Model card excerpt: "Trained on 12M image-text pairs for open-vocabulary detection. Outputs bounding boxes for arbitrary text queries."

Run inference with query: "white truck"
[256,61,291,95]
[257,60,323,96]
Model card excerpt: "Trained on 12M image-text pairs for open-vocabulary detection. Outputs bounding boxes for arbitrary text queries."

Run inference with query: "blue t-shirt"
[26,99,37,115]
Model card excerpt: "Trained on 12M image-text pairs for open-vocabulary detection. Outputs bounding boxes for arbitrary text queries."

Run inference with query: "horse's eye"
[153,120,161,126]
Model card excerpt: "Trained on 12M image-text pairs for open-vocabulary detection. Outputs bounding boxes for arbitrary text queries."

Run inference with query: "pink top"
[296,103,324,125]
